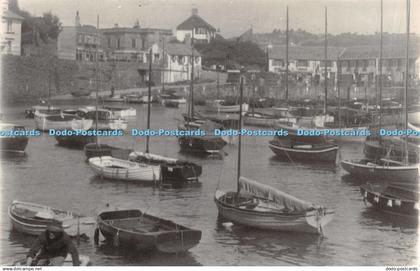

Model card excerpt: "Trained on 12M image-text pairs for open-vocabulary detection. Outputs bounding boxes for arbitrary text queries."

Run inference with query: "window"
[273,59,283,66]
[7,41,11,53]
[196,27,206,34]
[117,38,120,49]
[78,34,83,43]
[108,38,111,48]
[297,60,309,67]
[7,20,12,32]
[346,61,350,71]
[132,38,136,49]
[363,60,368,71]
[321,60,332,67]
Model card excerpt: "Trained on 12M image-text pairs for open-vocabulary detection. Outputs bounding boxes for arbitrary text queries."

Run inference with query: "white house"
[153,41,201,83]
[1,9,24,55]
[176,8,216,44]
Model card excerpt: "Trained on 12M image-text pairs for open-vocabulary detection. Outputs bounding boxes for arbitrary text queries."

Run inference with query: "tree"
[41,11,62,40]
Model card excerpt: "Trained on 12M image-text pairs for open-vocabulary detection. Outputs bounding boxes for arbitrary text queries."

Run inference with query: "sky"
[18,0,420,38]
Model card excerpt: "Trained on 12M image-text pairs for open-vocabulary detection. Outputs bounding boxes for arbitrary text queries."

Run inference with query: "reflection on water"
[0,101,417,266]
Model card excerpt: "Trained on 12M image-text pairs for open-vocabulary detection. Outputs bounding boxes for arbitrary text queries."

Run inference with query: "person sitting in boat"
[25,223,80,266]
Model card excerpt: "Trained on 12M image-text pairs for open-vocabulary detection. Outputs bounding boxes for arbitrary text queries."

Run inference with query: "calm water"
[0,100,418,266]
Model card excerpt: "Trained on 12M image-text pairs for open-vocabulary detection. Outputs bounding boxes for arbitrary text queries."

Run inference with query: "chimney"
[114,23,119,28]
[75,10,80,27]
[192,8,198,16]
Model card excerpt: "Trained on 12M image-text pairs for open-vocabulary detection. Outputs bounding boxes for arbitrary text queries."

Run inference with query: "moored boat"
[8,201,95,237]
[0,123,29,153]
[360,182,419,219]
[101,95,126,102]
[71,88,91,97]
[77,107,128,131]
[103,105,136,118]
[243,112,277,127]
[206,100,249,113]
[129,152,202,183]
[341,158,418,183]
[34,114,93,132]
[215,177,335,234]
[88,156,161,182]
[269,122,338,163]
[25,106,61,119]
[55,132,95,149]
[95,209,202,253]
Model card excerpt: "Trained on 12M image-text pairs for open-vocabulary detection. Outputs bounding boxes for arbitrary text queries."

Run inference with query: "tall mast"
[337,53,341,131]
[404,0,410,165]
[145,48,152,153]
[162,37,165,92]
[323,6,328,115]
[378,0,383,143]
[237,76,244,194]
[95,14,99,144]
[285,6,289,101]
[48,69,51,111]
[189,29,195,118]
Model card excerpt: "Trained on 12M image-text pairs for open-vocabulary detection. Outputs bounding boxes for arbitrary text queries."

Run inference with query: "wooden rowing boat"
[96,209,202,253]
[360,182,419,219]
[8,201,95,237]
[88,156,161,182]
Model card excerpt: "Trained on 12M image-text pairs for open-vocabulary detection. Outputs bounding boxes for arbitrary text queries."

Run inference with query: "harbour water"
[0,101,417,266]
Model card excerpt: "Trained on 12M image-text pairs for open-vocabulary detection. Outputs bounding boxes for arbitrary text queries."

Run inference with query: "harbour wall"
[0,55,161,104]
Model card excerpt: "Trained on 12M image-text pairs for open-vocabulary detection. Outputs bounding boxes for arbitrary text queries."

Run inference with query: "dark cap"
[47,222,63,233]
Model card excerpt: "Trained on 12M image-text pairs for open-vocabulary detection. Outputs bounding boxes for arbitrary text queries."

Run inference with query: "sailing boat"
[129,45,203,184]
[268,8,339,164]
[177,29,227,154]
[341,0,419,183]
[215,76,334,234]
[363,0,419,164]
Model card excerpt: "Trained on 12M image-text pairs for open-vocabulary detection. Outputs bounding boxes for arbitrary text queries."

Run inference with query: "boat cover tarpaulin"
[238,177,315,212]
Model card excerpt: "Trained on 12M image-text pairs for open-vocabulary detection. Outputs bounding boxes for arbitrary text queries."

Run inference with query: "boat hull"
[243,114,276,127]
[360,184,419,218]
[89,156,161,182]
[0,136,29,153]
[8,201,94,237]
[129,152,202,183]
[269,141,338,163]
[55,135,95,149]
[35,114,93,132]
[341,160,418,183]
[214,191,334,234]
[97,209,201,253]
[178,136,227,153]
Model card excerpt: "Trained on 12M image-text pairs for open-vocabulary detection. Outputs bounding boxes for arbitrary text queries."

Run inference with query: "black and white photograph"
[0,0,419,267]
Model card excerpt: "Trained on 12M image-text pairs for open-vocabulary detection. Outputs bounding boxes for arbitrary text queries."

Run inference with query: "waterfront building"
[176,8,216,44]
[1,8,23,56]
[101,24,171,62]
[57,11,104,61]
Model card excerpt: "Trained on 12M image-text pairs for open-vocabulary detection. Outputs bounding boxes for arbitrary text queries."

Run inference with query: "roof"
[269,45,345,61]
[176,14,216,32]
[164,42,200,56]
[3,10,24,20]
[101,27,171,35]
[340,46,419,60]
